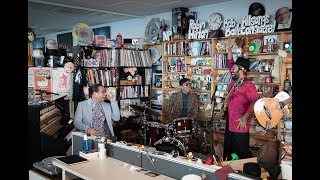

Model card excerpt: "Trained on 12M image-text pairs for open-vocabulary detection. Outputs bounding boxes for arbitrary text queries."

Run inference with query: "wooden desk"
[52,157,174,180]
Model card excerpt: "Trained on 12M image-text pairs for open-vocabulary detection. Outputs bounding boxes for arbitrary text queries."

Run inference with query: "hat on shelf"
[233,57,250,71]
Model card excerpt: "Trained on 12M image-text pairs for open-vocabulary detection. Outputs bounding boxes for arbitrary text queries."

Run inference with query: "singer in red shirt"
[223,39,259,160]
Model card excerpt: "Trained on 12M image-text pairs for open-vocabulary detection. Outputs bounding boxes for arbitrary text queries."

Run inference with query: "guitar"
[254,91,292,129]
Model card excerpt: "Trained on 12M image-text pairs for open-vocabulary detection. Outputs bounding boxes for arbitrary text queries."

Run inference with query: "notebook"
[55,155,88,166]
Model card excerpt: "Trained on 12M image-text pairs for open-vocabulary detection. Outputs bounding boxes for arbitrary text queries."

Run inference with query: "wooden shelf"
[163,80,180,82]
[188,64,212,67]
[164,55,185,57]
[159,31,292,131]
[151,87,162,90]
[248,72,271,75]
[187,74,211,76]
[186,55,212,58]
[163,72,186,74]
[248,52,278,56]
[254,82,279,85]
[213,68,228,70]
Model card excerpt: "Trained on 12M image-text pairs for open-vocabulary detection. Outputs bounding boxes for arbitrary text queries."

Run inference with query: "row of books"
[119,85,149,99]
[163,41,186,56]
[212,54,229,69]
[85,68,118,87]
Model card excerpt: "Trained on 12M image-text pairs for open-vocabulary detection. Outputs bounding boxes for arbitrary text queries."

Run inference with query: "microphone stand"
[35,89,60,102]
[142,107,148,146]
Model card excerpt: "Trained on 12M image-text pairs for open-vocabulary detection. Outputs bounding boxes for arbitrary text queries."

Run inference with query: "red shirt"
[227,58,259,133]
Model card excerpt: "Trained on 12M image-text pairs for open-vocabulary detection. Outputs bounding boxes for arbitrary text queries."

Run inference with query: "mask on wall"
[28,27,36,42]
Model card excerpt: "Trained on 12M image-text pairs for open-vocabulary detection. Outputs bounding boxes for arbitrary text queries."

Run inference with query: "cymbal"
[130,105,161,116]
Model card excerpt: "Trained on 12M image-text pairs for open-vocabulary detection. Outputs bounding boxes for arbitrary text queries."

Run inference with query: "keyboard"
[33,161,62,175]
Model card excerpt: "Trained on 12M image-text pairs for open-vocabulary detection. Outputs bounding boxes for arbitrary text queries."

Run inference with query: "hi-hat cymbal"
[130,105,161,116]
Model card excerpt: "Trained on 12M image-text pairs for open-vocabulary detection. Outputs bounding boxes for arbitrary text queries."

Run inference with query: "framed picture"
[92,26,110,38]
[274,7,292,32]
[32,37,45,53]
[57,32,73,53]
[153,73,162,88]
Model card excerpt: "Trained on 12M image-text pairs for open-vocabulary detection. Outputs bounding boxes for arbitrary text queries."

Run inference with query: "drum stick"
[212,155,218,165]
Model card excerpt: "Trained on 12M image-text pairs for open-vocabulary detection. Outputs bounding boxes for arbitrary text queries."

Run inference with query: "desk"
[52,157,174,180]
[71,131,259,180]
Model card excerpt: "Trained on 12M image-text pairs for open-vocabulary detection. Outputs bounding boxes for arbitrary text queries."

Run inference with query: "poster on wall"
[92,26,111,38]
[32,67,52,99]
[274,7,292,32]
[52,68,73,100]
[57,32,73,54]
[32,37,45,53]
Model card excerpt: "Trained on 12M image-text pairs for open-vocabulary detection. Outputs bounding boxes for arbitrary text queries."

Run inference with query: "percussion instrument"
[146,122,167,146]
[154,136,186,156]
[130,105,161,116]
[172,117,194,138]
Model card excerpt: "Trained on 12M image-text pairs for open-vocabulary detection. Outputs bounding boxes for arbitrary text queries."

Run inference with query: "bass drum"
[154,136,186,156]
[146,122,167,147]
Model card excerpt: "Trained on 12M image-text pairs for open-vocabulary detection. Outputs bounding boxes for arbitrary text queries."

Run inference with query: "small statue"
[159,19,167,42]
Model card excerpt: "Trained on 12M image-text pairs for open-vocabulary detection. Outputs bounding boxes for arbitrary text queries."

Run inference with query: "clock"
[208,13,223,31]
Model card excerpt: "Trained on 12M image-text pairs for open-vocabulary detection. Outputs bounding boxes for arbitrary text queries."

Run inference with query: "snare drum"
[147,122,167,146]
[172,117,193,137]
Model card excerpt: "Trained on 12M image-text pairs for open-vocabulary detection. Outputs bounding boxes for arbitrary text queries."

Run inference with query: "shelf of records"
[82,47,153,67]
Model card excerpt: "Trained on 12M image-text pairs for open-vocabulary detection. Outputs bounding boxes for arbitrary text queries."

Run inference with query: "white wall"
[41,0,292,45]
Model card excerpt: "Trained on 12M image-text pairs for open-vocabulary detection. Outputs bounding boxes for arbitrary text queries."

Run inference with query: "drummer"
[167,78,200,122]
[167,78,203,148]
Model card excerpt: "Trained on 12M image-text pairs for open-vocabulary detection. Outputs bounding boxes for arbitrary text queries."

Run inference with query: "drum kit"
[130,104,215,156]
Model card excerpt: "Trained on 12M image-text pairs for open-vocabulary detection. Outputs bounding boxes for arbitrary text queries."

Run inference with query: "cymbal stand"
[141,108,148,146]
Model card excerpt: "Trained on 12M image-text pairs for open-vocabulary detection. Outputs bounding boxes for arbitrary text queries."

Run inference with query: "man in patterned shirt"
[74,84,120,138]
[223,39,259,160]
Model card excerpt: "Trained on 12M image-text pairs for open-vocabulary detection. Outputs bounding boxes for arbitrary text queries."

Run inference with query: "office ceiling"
[28,0,230,36]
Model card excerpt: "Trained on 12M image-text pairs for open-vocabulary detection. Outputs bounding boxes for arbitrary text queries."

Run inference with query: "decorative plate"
[72,23,94,46]
[149,46,161,64]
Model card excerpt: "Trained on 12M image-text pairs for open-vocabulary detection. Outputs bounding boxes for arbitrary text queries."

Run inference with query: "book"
[262,34,279,53]
[55,155,88,166]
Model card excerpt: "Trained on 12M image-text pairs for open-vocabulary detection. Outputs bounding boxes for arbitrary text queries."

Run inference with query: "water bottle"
[116,33,123,47]
[83,134,90,151]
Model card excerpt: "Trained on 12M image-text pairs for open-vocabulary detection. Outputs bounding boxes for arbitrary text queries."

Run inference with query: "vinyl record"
[248,2,265,16]
[72,23,94,46]
[248,43,258,54]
